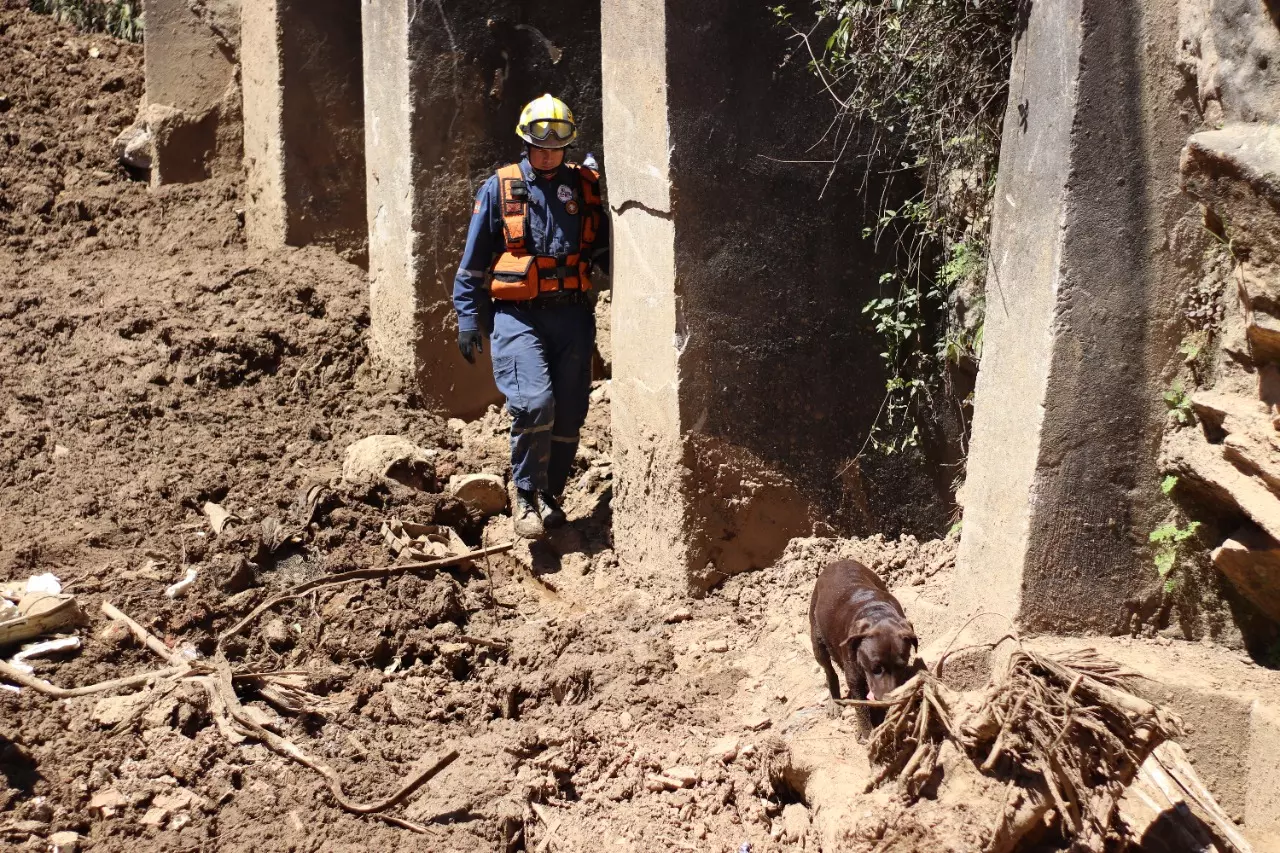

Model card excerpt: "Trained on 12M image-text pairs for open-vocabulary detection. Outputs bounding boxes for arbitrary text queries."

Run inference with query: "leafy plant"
[28,0,143,42]
[1149,520,1201,594]
[1160,475,1178,495]
[775,0,1017,457]
[1163,382,1194,426]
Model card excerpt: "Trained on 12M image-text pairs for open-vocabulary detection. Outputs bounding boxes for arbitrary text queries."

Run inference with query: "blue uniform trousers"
[490,299,595,496]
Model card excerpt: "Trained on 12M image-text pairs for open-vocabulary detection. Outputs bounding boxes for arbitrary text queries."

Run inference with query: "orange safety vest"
[490,162,603,301]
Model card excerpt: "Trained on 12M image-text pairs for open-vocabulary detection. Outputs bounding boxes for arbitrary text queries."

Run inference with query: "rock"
[663,607,692,624]
[663,765,699,787]
[139,806,168,827]
[710,735,740,763]
[91,692,150,726]
[781,803,810,845]
[706,638,729,653]
[1182,125,1280,258]
[111,121,152,170]
[49,830,81,852]
[1160,426,1280,542]
[153,789,206,812]
[342,435,436,490]
[88,788,126,818]
[644,773,683,792]
[96,622,131,651]
[1248,308,1280,364]
[19,183,54,215]
[219,555,257,594]
[262,618,293,651]
[1212,524,1280,622]
[742,714,772,732]
[618,710,634,729]
[447,473,508,516]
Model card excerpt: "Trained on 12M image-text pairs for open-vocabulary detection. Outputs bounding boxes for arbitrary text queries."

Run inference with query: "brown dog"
[809,560,918,711]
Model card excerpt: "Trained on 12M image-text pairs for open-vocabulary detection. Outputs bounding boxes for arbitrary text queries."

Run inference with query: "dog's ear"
[843,618,873,653]
[900,621,919,656]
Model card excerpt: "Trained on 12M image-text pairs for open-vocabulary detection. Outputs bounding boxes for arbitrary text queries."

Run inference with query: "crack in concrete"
[611,199,673,220]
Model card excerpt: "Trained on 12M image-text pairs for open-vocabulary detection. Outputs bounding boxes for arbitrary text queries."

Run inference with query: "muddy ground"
[0,7,970,851]
[10,6,1277,853]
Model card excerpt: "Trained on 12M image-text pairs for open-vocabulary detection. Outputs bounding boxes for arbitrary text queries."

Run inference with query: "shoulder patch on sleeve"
[473,199,482,215]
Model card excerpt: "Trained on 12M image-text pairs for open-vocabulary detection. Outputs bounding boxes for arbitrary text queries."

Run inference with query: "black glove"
[458,329,484,364]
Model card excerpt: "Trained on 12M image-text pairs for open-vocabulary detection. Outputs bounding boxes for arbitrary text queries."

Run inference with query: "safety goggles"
[526,118,575,142]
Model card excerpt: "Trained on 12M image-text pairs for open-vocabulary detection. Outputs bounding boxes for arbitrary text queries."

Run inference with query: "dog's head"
[847,618,918,701]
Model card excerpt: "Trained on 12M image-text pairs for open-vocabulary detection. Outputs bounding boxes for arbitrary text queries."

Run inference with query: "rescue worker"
[453,94,609,539]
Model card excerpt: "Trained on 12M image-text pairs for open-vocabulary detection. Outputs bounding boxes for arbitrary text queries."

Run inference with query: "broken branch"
[219,542,514,643]
[0,658,186,698]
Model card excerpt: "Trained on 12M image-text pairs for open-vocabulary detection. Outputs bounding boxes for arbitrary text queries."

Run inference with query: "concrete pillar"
[241,0,366,261]
[141,0,241,184]
[361,0,602,416]
[952,0,1197,632]
[602,0,901,588]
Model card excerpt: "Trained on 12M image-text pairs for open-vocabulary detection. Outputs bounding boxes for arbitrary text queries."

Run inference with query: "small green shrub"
[29,0,143,42]
[1163,382,1194,425]
[1149,520,1200,594]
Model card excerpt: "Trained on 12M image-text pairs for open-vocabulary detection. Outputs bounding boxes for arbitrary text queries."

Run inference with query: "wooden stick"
[100,601,462,820]
[101,600,184,665]
[219,543,514,642]
[0,659,186,698]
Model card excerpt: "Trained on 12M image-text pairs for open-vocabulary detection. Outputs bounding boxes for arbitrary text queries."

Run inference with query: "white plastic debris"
[9,635,81,672]
[165,567,199,599]
[25,573,62,595]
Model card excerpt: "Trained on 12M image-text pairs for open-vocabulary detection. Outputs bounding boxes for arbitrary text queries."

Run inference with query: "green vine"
[777,0,1018,455]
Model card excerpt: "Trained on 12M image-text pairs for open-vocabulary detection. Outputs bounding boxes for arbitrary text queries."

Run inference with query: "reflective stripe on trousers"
[489,300,594,495]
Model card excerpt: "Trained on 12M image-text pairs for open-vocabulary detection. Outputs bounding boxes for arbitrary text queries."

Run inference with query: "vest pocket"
[493,253,534,282]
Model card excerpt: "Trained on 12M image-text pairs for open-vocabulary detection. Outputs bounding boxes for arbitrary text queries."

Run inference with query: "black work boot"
[511,487,545,539]
[538,491,566,529]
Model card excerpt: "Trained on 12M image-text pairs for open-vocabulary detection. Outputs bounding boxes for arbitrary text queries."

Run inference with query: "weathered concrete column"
[362,0,602,415]
[603,0,905,588]
[952,0,1196,632]
[141,0,241,184]
[241,0,366,261]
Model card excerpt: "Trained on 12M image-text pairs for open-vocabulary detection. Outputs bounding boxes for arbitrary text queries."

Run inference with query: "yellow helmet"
[516,94,577,149]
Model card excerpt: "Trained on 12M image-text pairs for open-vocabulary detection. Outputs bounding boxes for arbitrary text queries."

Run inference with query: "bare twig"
[0,658,186,698]
[219,543,513,643]
[100,600,461,818]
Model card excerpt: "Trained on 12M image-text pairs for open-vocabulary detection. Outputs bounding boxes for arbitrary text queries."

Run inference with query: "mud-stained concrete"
[604,0,943,590]
[242,0,366,261]
[141,0,241,183]
[954,0,1202,634]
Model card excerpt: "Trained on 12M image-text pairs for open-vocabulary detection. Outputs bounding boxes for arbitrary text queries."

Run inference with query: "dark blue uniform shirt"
[453,156,610,334]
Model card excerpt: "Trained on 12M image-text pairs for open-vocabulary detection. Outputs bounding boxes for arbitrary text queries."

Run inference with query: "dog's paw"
[825,698,842,719]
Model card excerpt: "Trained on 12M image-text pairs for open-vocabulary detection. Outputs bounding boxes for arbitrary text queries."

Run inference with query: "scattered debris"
[0,587,86,648]
[447,472,508,516]
[49,830,81,852]
[87,789,127,819]
[664,607,692,624]
[381,520,466,561]
[8,635,80,672]
[164,566,199,599]
[203,501,237,535]
[342,435,437,489]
